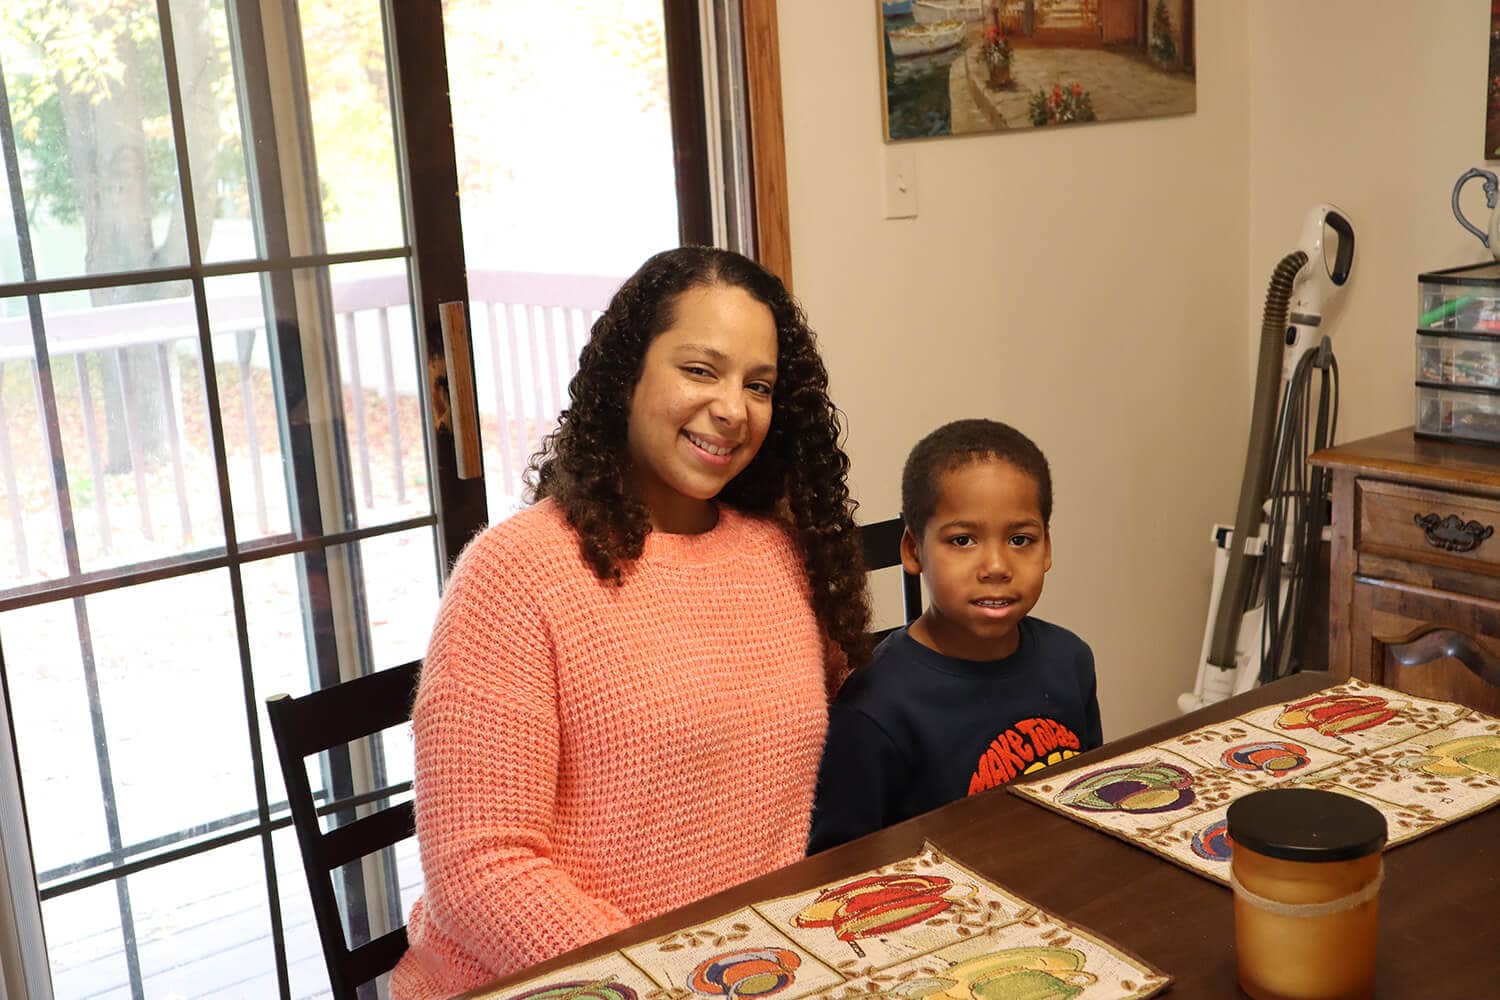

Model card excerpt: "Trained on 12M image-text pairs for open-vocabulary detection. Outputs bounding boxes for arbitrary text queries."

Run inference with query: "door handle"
[438,300,483,480]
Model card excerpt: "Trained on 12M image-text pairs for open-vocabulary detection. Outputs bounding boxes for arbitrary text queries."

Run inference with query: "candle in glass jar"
[1226,787,1387,1000]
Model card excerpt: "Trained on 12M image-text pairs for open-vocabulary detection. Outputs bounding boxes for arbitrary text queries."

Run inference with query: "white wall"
[1248,0,1493,442]
[778,3,1253,737]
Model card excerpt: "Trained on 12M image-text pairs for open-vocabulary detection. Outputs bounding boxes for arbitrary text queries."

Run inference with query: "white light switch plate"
[883,148,917,219]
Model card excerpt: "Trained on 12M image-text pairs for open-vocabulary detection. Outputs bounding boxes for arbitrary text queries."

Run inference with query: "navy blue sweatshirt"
[808,617,1101,854]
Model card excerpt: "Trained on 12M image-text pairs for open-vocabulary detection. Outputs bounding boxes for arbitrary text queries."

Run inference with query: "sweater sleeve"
[806,703,907,855]
[411,534,630,975]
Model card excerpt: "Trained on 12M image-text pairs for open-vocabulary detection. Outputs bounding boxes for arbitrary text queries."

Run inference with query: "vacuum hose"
[1206,251,1308,669]
[1260,339,1338,682]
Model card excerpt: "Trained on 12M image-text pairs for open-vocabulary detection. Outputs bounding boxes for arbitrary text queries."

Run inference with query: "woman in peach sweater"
[391,247,871,999]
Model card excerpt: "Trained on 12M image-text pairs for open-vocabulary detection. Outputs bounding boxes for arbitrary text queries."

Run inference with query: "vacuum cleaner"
[1180,204,1355,712]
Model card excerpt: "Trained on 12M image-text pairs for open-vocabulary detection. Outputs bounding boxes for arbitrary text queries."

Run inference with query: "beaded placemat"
[1009,678,1500,885]
[476,843,1170,1000]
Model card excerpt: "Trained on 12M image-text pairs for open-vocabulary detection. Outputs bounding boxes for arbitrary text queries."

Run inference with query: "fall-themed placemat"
[1009,678,1500,885]
[475,843,1171,1000]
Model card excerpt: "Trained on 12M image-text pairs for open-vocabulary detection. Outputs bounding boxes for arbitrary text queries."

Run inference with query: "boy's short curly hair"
[901,419,1052,537]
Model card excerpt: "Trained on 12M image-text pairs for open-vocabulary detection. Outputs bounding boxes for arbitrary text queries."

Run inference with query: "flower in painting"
[981,23,1012,79]
[1029,80,1097,127]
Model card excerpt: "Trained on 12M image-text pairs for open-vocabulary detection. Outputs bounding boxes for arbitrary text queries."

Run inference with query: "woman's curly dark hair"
[526,246,872,671]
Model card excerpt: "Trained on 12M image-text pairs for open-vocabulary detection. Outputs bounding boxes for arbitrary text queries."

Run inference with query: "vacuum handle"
[1323,209,1354,286]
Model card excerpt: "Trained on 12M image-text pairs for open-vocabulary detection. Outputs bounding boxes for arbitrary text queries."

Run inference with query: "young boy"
[808,419,1102,853]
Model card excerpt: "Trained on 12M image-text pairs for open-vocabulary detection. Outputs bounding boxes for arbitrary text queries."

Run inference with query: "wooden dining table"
[461,671,1500,999]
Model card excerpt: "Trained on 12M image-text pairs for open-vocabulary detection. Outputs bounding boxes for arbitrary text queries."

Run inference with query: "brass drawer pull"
[1412,512,1495,553]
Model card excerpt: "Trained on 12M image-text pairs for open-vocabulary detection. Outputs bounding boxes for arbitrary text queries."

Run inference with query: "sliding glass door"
[0,0,477,994]
[0,0,731,993]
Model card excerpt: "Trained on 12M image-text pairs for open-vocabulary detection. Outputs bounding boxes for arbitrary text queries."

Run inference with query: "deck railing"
[0,270,619,580]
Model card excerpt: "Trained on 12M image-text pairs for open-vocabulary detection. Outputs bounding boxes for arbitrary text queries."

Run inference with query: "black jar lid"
[1226,788,1387,863]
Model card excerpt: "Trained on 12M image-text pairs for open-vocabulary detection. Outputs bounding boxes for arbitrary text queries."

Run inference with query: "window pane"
[94,572,255,848]
[203,271,295,543]
[298,0,404,254]
[0,148,23,280]
[330,262,432,529]
[165,0,258,265]
[359,526,440,672]
[273,826,332,998]
[0,280,233,587]
[9,571,257,874]
[39,282,225,578]
[206,260,430,546]
[130,839,279,995]
[444,0,677,274]
[0,0,189,280]
[40,883,131,1000]
[2,601,112,878]
[0,330,67,589]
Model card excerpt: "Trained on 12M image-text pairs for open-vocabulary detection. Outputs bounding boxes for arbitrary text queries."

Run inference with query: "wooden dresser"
[1311,427,1500,714]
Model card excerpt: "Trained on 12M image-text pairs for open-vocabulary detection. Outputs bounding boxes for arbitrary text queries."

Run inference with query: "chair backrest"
[265,660,421,999]
[860,516,923,645]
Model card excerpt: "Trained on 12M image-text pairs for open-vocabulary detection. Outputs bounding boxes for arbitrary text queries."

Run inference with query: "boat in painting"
[912,0,984,24]
[887,18,967,56]
[882,0,914,15]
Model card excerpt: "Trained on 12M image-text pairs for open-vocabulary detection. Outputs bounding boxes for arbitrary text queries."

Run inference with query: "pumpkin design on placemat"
[1054,761,1196,814]
[1189,818,1232,862]
[510,981,639,1000]
[1275,693,1397,741]
[688,949,801,999]
[793,874,971,956]
[818,947,1097,1000]
[1221,740,1310,778]
[1400,734,1500,779]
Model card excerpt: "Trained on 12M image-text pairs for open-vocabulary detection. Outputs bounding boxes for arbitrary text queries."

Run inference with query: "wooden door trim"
[742,0,793,289]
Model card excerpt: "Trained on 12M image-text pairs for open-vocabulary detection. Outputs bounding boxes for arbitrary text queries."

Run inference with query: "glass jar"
[1225,788,1387,1000]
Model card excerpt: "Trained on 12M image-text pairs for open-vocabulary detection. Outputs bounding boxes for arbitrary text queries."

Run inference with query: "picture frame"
[879,0,1197,141]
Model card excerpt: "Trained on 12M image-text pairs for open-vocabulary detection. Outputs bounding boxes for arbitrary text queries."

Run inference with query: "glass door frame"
[390,0,484,571]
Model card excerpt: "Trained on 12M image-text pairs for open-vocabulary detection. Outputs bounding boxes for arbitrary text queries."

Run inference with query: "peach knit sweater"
[391,499,831,999]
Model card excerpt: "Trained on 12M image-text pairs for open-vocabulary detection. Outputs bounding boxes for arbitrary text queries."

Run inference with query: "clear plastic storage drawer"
[1418,262,1500,333]
[1416,333,1500,389]
[1415,383,1500,445]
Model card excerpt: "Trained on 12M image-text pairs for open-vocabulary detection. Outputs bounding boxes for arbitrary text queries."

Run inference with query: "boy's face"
[900,459,1051,661]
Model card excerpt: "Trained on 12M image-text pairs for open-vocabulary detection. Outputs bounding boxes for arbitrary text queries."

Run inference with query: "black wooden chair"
[859,516,923,645]
[265,660,421,999]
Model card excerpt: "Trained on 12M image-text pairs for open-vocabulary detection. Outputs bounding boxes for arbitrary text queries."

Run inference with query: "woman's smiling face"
[626,284,778,533]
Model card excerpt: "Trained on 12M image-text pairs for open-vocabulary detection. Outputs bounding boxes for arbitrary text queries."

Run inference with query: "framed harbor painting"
[1488,0,1500,157]
[879,0,1197,141]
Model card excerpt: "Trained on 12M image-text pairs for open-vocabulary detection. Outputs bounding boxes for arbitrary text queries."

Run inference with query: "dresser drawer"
[1357,479,1500,576]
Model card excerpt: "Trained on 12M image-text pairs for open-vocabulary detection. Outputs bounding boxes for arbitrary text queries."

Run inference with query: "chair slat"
[347,927,410,986]
[319,801,416,872]
[269,660,420,757]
